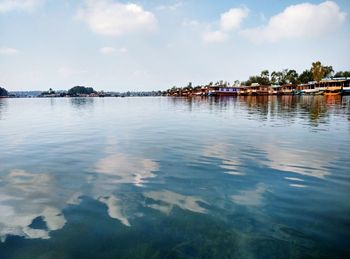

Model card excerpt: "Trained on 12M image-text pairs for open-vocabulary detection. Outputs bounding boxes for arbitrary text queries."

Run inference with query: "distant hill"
[0,87,8,97]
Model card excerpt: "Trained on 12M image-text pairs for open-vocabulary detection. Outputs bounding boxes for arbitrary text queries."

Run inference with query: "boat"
[324,86,341,96]
[341,87,350,95]
[292,90,302,95]
[314,90,324,95]
[300,89,319,95]
[208,86,239,96]
[324,90,341,96]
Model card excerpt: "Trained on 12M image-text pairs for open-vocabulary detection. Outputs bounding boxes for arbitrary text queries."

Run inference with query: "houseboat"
[208,86,239,96]
[280,84,295,95]
[238,84,259,95]
[299,83,320,94]
[341,86,350,95]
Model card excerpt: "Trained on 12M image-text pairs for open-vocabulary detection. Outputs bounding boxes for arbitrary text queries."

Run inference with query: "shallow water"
[0,96,349,258]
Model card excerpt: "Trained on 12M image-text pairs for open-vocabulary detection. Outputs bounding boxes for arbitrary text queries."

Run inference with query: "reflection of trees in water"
[70,97,95,109]
[167,96,348,127]
[239,96,269,120]
[0,98,8,120]
[169,96,238,112]
[299,96,328,127]
[344,97,350,121]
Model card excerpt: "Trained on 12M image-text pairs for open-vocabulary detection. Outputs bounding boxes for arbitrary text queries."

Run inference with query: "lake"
[0,96,349,258]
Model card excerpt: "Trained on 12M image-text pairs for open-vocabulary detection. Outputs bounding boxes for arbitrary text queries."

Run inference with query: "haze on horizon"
[0,0,349,92]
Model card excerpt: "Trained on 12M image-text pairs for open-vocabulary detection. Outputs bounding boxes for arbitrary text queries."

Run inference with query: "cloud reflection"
[261,144,330,179]
[95,154,158,187]
[144,190,207,214]
[231,183,267,206]
[98,195,130,227]
[0,169,67,242]
[203,143,244,176]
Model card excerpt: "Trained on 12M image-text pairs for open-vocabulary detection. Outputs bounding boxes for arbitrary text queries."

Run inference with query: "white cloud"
[0,0,43,12]
[202,30,228,43]
[99,47,116,54]
[156,1,183,11]
[241,1,347,43]
[76,0,157,37]
[99,47,127,54]
[119,47,127,53]
[0,47,19,56]
[182,18,199,27]
[202,7,249,43]
[220,7,249,31]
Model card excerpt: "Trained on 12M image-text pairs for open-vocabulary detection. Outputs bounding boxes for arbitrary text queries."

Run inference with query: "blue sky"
[0,0,349,91]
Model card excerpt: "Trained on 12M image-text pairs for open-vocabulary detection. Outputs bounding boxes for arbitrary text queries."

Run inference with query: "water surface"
[0,96,349,258]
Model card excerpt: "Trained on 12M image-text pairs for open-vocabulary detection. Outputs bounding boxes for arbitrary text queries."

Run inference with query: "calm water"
[0,96,349,258]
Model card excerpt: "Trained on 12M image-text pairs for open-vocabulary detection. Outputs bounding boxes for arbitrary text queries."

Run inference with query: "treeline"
[242,62,341,86]
[0,87,8,97]
[39,86,97,97]
[168,61,350,92]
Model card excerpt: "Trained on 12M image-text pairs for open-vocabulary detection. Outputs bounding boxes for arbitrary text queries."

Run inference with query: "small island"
[0,87,8,98]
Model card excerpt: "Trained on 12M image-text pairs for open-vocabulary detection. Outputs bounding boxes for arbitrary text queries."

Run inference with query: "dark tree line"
[242,62,339,86]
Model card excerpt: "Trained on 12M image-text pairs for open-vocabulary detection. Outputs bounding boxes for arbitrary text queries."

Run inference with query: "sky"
[0,0,349,91]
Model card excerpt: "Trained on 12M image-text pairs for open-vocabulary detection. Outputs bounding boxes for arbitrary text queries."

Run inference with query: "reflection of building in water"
[169,95,349,127]
[239,96,270,120]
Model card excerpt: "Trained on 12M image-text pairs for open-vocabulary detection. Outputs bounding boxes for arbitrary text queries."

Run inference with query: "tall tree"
[285,70,299,84]
[334,71,350,78]
[260,70,270,85]
[323,66,334,78]
[271,70,287,85]
[311,61,325,82]
[298,69,313,84]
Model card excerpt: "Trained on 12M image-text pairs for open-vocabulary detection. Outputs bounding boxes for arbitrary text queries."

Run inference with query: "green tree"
[285,69,299,84]
[260,70,270,85]
[68,86,95,96]
[323,66,334,78]
[311,61,325,82]
[334,71,350,78]
[298,69,313,84]
[271,70,287,85]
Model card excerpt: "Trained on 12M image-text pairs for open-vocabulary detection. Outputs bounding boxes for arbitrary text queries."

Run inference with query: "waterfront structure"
[208,86,239,96]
